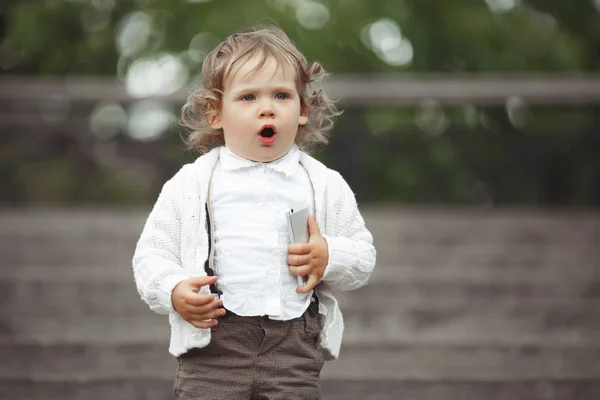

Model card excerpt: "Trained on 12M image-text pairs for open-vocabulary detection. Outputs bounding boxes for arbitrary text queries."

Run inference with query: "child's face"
[211,55,308,162]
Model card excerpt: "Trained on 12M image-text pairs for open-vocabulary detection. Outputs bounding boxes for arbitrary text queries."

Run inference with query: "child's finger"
[189,307,226,321]
[289,264,311,277]
[190,319,218,329]
[187,275,218,289]
[185,293,217,307]
[187,298,223,314]
[307,215,321,236]
[287,253,310,266]
[297,275,319,293]
[287,243,311,255]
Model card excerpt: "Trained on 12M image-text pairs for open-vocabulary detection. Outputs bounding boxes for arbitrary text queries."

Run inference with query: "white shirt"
[210,145,314,320]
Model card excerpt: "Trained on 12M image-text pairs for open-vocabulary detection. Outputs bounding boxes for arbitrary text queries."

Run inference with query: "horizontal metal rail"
[1,73,600,106]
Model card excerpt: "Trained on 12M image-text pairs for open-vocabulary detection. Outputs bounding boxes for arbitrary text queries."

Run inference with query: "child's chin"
[252,153,282,162]
[250,146,292,162]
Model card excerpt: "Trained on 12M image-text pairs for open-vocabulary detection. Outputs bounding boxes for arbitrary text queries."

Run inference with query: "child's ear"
[209,113,222,129]
[298,107,308,126]
[208,103,222,129]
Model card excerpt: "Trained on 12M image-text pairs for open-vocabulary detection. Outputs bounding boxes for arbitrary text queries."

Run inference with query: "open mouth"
[259,126,276,137]
[258,125,277,145]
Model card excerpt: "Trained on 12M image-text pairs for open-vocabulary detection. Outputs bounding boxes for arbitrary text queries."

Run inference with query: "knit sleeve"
[320,172,376,291]
[132,176,191,315]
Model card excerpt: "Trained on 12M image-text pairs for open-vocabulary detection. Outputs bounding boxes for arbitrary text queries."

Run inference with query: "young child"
[132,25,376,399]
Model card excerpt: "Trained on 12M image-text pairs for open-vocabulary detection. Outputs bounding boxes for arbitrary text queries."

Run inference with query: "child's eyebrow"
[230,86,259,96]
[230,84,296,96]
[272,85,296,93]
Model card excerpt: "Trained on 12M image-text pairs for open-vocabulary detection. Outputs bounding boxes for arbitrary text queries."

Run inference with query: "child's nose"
[259,109,275,118]
[258,103,275,118]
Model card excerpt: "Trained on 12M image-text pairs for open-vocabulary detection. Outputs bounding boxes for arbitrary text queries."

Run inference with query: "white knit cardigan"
[132,147,376,360]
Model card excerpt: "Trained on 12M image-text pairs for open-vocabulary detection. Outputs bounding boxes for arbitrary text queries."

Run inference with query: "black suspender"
[204,202,221,296]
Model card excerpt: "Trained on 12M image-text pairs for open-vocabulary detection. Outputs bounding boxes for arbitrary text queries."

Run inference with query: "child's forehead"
[224,53,298,86]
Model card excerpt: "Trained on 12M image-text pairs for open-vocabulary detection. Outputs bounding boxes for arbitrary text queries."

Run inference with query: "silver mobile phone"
[286,201,310,286]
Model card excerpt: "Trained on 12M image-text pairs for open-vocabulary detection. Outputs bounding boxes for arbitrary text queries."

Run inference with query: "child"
[132,25,376,399]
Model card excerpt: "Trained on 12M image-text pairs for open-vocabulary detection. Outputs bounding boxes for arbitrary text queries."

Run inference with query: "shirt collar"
[219,145,300,177]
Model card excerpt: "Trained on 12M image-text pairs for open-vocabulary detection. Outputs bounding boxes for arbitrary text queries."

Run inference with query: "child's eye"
[275,93,289,100]
[240,94,255,101]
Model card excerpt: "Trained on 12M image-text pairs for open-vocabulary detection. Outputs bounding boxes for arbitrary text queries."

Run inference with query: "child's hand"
[171,276,226,328]
[287,215,329,293]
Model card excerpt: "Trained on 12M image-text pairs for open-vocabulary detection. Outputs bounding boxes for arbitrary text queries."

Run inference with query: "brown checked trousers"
[173,301,325,399]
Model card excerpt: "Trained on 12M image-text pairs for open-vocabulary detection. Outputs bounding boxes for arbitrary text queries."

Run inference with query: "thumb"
[307,215,321,237]
[187,275,217,288]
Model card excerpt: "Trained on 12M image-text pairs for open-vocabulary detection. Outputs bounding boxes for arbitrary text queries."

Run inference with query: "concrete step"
[377,242,598,269]
[4,296,599,347]
[364,208,600,246]
[1,244,596,277]
[2,242,598,274]
[0,235,133,267]
[4,298,600,346]
[2,208,598,245]
[2,342,600,381]
[3,272,598,316]
[2,234,596,268]
[3,260,599,283]
[1,208,598,267]
[3,377,599,400]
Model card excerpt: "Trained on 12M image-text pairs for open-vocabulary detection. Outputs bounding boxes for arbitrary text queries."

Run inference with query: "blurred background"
[1,0,599,399]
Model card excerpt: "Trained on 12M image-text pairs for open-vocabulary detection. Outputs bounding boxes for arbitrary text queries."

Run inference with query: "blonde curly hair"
[180,25,341,153]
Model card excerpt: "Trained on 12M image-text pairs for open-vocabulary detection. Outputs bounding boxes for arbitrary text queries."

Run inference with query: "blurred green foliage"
[0,0,599,206]
[2,0,597,74]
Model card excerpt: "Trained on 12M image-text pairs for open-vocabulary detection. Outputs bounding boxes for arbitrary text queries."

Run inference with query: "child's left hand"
[288,215,328,293]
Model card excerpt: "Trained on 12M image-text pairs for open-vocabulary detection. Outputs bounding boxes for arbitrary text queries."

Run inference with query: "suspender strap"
[204,202,221,296]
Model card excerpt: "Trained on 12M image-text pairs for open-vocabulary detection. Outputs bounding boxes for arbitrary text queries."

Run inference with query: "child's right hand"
[171,276,226,329]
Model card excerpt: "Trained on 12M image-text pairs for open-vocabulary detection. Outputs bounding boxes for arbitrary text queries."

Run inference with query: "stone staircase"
[1,208,599,399]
